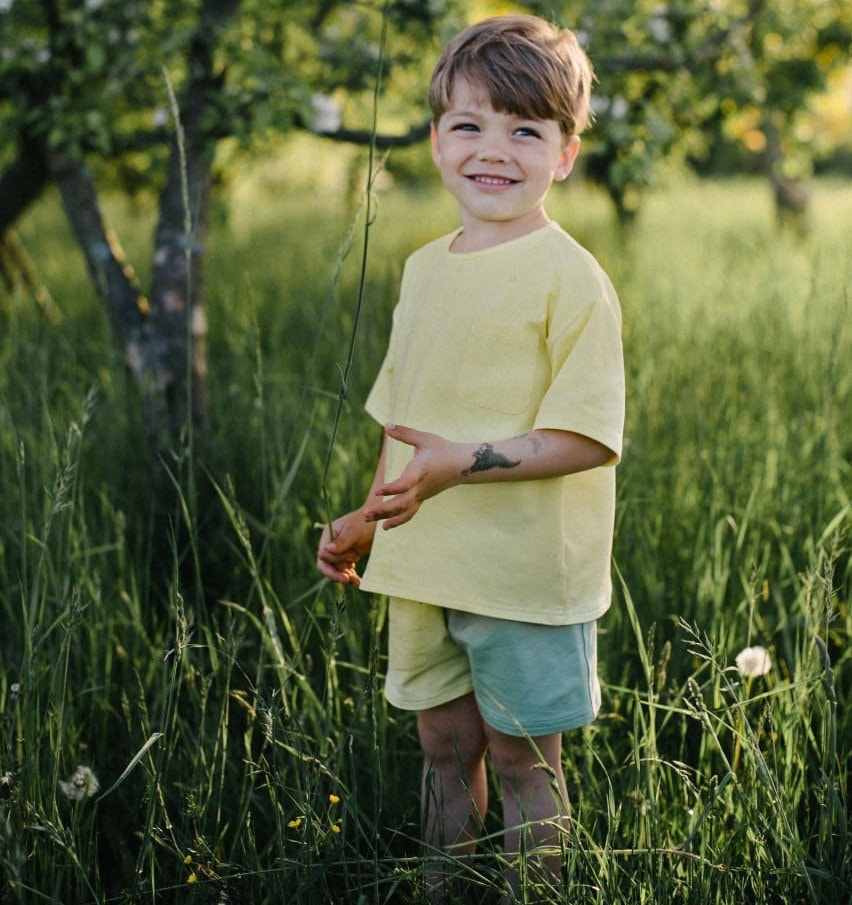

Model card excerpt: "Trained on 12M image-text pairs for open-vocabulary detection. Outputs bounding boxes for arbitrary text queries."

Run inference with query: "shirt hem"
[384,681,476,713]
[357,579,611,626]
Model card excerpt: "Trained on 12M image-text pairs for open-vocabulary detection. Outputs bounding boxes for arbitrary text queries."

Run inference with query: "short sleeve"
[364,341,394,425]
[533,272,625,463]
[364,259,412,425]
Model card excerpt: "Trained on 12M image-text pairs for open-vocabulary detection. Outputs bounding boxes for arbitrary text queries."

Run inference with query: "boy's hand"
[316,509,377,586]
[365,424,464,530]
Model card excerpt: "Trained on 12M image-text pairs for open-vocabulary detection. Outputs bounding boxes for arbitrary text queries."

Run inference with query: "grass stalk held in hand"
[319,4,391,542]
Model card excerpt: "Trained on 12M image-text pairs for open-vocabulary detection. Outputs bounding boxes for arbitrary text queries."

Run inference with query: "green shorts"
[385,597,601,737]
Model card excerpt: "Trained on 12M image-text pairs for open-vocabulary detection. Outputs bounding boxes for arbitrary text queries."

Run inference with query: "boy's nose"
[477,143,510,163]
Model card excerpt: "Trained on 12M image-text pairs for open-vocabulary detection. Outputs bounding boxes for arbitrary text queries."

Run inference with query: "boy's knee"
[487,743,533,784]
[417,693,487,767]
[485,728,556,783]
[419,724,487,770]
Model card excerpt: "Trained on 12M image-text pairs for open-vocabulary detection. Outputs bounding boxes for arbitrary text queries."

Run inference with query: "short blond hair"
[429,15,594,138]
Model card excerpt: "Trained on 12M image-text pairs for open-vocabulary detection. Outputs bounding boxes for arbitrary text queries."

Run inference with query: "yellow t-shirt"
[359,223,625,625]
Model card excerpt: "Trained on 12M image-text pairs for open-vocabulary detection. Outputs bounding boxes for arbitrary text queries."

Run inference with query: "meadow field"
[0,165,849,903]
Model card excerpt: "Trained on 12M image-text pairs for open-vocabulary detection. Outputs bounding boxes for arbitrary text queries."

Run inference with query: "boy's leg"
[483,727,569,897]
[417,691,488,851]
[417,691,488,896]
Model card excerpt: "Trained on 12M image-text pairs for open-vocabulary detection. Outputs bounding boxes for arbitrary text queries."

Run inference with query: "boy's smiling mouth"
[467,174,519,187]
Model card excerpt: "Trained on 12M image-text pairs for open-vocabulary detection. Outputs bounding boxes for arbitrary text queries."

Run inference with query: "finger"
[370,494,421,524]
[375,477,415,497]
[375,459,424,497]
[322,555,362,584]
[381,506,418,530]
[365,496,412,522]
[319,532,361,561]
[385,423,428,447]
[325,523,358,553]
[319,551,355,571]
[318,538,346,559]
[339,565,361,586]
[317,558,356,584]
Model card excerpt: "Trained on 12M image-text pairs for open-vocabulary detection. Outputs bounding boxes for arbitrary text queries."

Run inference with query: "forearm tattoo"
[524,432,546,454]
[461,443,521,477]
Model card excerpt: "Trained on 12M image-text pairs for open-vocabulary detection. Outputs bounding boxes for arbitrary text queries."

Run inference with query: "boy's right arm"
[316,437,387,586]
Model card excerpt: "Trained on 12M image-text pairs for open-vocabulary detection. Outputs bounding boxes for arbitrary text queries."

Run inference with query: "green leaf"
[85,42,107,73]
[96,732,164,802]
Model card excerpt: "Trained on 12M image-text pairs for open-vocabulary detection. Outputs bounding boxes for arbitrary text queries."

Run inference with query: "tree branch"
[312,120,432,148]
[595,0,768,74]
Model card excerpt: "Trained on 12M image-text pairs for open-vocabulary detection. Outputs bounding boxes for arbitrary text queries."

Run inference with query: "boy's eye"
[450,122,479,132]
[514,126,542,138]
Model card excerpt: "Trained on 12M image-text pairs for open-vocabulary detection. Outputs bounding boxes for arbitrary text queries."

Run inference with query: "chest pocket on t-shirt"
[455,322,539,415]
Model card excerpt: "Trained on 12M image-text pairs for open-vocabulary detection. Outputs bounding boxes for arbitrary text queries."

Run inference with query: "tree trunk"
[761,112,810,230]
[45,0,239,447]
[48,153,148,346]
[0,147,51,233]
[47,150,181,442]
[147,58,219,442]
[48,132,212,447]
[131,0,240,442]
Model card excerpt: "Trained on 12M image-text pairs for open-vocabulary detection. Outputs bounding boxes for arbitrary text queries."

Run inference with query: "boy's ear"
[554,136,581,182]
[430,122,441,167]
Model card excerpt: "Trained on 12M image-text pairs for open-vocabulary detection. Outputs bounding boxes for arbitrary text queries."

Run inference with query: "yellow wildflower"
[288,818,302,829]
[183,854,192,864]
[187,872,198,884]
[331,824,341,834]
[328,794,340,805]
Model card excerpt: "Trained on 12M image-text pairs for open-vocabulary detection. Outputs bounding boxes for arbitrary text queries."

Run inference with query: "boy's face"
[431,77,579,248]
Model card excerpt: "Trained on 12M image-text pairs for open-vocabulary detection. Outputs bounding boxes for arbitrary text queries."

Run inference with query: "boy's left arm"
[364,423,612,530]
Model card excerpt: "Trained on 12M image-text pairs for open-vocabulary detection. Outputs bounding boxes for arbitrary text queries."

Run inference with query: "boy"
[317,14,624,900]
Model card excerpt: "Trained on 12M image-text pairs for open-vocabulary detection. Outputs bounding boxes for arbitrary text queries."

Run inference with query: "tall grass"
[0,170,849,903]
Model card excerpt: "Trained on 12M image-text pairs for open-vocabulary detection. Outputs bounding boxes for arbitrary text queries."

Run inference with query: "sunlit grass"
[0,170,849,903]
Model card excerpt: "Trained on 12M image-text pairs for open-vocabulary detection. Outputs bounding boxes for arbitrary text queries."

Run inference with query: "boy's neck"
[450,210,554,253]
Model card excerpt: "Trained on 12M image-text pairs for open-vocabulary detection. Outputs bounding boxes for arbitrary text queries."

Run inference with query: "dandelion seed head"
[58,765,100,800]
[735,645,772,678]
